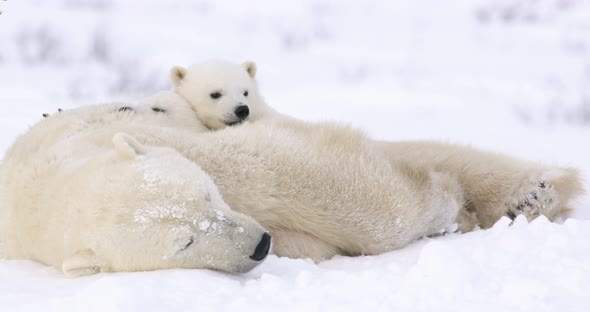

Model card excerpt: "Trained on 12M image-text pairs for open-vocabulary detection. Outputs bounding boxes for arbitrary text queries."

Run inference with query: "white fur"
[373,140,585,231]
[0,103,465,274]
[165,60,584,235]
[134,90,209,133]
[136,60,277,131]
[0,104,268,277]
[1,61,584,277]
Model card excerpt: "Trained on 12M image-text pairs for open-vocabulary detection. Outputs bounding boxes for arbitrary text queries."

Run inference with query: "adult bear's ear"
[170,66,187,86]
[242,61,257,78]
[62,249,103,278]
[112,132,146,159]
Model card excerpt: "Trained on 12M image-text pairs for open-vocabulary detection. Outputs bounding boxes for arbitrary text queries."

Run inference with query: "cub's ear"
[170,66,187,86]
[242,61,257,78]
[112,132,146,159]
[62,249,103,278]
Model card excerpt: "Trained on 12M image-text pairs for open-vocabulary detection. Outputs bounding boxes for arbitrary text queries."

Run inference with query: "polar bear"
[158,60,584,234]
[169,60,277,130]
[0,105,271,277]
[43,60,277,132]
[132,60,276,131]
[1,102,466,272]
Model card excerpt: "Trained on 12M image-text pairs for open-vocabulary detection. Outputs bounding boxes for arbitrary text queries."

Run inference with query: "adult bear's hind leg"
[501,168,584,225]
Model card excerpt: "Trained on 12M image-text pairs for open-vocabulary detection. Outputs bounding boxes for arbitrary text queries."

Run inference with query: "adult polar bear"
[0,102,462,276]
[0,103,273,277]
[168,60,584,234]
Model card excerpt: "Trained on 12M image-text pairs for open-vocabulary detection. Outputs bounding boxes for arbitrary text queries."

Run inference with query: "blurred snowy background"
[1,0,590,311]
[1,0,590,146]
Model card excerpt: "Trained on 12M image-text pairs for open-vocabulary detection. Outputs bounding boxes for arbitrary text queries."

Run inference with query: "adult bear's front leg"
[269,230,345,262]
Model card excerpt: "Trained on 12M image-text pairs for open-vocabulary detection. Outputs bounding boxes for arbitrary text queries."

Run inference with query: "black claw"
[42,113,49,118]
[152,107,166,113]
[506,211,517,220]
[119,106,133,112]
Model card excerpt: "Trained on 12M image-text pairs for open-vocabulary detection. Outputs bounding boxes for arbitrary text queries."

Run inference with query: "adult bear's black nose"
[234,105,250,120]
[250,232,271,261]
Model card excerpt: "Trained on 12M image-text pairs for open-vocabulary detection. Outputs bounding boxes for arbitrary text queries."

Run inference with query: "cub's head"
[63,133,270,277]
[170,60,270,130]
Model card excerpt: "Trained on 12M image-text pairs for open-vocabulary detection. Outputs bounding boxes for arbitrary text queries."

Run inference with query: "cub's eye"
[210,92,222,99]
[243,90,249,97]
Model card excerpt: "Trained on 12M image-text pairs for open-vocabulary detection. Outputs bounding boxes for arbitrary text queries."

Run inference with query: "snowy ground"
[1,0,589,311]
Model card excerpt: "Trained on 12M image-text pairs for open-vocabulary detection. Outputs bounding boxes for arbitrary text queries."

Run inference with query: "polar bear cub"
[166,60,276,130]
[133,60,275,131]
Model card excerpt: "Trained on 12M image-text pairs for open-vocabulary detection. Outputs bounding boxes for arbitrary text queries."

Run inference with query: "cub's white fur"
[128,60,276,132]
[170,60,276,130]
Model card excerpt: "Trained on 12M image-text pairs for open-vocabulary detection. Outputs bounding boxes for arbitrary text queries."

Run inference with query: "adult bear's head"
[62,133,270,277]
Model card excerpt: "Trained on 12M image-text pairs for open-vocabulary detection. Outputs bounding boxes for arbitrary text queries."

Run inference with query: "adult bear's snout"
[250,232,271,261]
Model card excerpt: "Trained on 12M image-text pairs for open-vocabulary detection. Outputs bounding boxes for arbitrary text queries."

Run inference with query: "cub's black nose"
[234,105,250,120]
[250,232,271,261]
